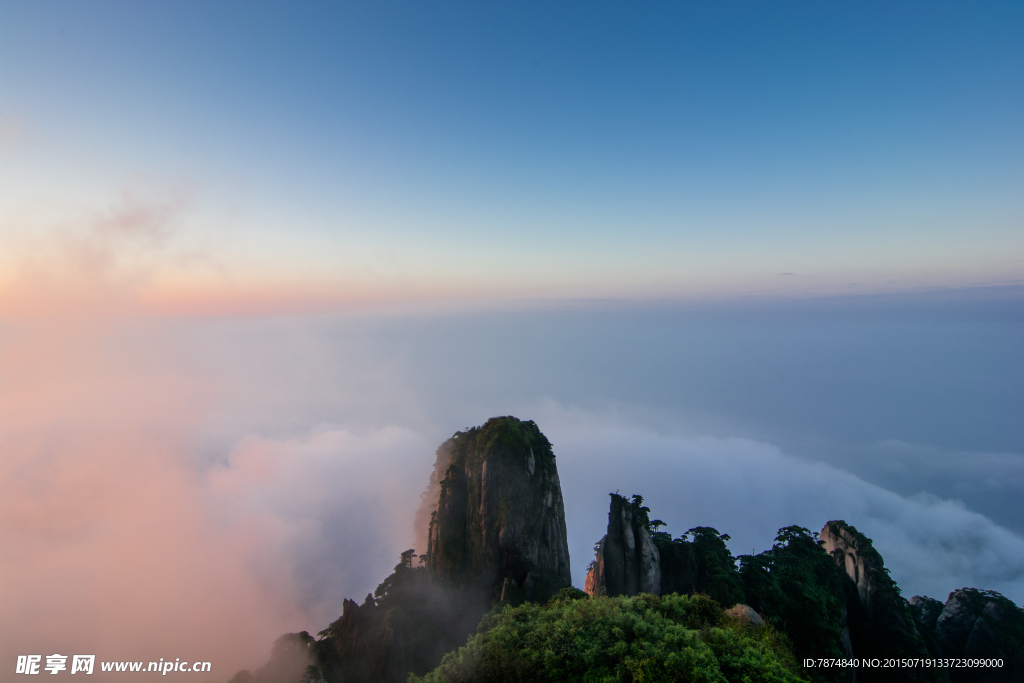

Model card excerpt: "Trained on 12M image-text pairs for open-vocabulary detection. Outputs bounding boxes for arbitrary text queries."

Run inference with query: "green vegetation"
[649,521,744,607]
[625,494,655,532]
[411,592,805,683]
[685,528,745,609]
[738,526,854,675]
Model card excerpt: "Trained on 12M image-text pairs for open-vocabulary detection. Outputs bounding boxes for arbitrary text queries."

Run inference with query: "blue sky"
[2,1,1021,307]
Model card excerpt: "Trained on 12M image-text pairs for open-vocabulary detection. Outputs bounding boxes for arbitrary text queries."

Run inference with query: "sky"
[2,1,1022,310]
[1,2,1022,681]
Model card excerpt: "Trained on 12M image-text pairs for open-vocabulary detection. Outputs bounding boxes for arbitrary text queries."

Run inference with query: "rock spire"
[426,416,571,604]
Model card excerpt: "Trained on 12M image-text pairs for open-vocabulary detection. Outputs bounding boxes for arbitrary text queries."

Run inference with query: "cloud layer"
[537,403,1024,602]
[0,319,433,680]
[207,426,433,626]
[2,303,1020,681]
[0,320,302,680]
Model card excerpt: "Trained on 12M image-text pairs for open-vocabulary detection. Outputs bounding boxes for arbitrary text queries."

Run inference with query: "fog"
[1,287,1021,680]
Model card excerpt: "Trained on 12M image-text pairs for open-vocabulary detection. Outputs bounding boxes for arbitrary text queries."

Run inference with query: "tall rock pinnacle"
[426,416,572,604]
[585,493,661,597]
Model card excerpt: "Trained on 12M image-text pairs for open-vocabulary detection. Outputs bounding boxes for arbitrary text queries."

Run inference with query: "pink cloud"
[0,320,309,680]
[0,313,436,681]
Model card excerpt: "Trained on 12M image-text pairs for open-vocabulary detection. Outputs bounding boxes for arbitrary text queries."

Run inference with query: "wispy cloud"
[0,187,200,316]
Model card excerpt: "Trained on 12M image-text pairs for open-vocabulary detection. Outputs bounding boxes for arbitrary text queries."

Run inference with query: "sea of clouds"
[1,296,1021,680]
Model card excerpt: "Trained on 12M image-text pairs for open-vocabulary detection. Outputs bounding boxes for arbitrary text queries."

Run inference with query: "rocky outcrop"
[312,549,503,683]
[822,521,940,681]
[318,594,388,682]
[584,537,606,596]
[909,588,1024,682]
[585,499,742,606]
[585,494,661,597]
[933,588,1024,683]
[910,595,946,631]
[427,416,571,604]
[910,595,946,658]
[725,603,765,626]
[821,521,892,627]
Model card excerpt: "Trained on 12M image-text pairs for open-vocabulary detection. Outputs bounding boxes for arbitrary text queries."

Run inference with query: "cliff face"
[584,493,661,597]
[584,537,606,596]
[930,588,1024,683]
[909,588,1024,683]
[426,416,571,604]
[821,521,939,681]
[821,521,893,627]
[910,595,946,631]
[909,595,946,658]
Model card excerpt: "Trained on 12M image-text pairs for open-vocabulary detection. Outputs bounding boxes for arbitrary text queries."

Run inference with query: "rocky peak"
[909,595,946,631]
[909,594,947,658]
[584,493,661,597]
[934,588,1024,681]
[821,521,942,679]
[821,519,909,630]
[821,520,882,618]
[426,416,571,604]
